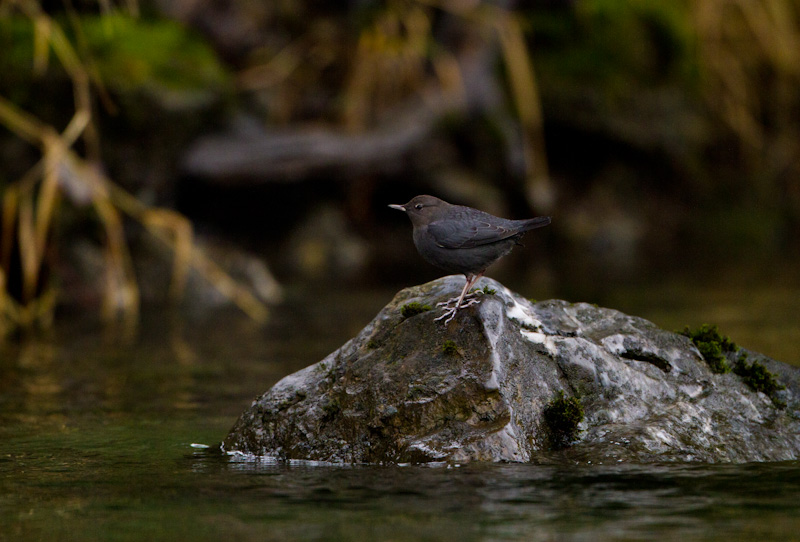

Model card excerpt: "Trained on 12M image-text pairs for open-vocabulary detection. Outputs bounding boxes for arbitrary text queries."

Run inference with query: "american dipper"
[389,195,551,323]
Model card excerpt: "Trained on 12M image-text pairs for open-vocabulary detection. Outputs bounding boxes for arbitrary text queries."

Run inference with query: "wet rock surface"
[223,276,800,464]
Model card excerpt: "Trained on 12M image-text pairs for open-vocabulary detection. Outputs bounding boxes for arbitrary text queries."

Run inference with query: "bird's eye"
[415,203,423,210]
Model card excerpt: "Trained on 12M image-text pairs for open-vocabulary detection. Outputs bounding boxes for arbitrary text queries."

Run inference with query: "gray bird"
[390,195,551,323]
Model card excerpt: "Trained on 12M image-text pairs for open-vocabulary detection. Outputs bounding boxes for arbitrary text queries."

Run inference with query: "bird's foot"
[434,296,481,324]
[435,292,478,308]
[434,306,458,324]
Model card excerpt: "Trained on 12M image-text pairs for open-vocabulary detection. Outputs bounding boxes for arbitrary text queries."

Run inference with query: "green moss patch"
[401,301,432,318]
[733,354,786,408]
[681,324,738,373]
[543,391,584,449]
[474,285,497,295]
[682,324,786,408]
[442,340,458,355]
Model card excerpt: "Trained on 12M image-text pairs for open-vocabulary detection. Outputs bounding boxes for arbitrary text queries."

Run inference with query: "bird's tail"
[521,216,551,232]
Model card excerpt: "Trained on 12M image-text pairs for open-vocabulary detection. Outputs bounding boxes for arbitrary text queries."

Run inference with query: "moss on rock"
[681,324,738,373]
[442,340,458,355]
[733,354,786,408]
[543,391,584,449]
[682,324,786,407]
[401,301,432,318]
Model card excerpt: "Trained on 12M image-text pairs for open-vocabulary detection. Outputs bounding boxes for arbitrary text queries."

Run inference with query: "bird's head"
[389,195,448,227]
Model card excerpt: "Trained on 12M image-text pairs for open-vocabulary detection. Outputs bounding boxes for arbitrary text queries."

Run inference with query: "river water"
[2,266,799,541]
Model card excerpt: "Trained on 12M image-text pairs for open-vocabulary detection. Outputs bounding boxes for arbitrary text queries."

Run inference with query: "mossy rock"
[224,276,800,464]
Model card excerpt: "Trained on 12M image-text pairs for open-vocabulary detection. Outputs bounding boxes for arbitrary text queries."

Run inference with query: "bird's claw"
[435,292,478,308]
[434,307,458,324]
[434,295,481,324]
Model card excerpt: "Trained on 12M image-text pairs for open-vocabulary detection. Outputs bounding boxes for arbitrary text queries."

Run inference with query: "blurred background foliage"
[0,0,799,335]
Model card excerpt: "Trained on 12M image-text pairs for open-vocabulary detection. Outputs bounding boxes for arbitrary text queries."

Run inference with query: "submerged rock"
[223,276,800,464]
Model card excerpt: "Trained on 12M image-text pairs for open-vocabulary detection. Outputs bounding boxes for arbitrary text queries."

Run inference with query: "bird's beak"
[388,204,406,212]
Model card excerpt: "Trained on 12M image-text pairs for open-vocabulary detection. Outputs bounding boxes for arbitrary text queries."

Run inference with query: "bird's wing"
[427,218,518,249]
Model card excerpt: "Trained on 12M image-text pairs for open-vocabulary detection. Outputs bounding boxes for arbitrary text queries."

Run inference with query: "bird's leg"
[455,273,483,308]
[435,273,484,323]
[436,274,481,308]
[436,277,471,309]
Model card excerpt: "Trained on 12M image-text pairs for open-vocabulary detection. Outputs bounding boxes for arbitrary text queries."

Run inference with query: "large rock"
[223,276,800,464]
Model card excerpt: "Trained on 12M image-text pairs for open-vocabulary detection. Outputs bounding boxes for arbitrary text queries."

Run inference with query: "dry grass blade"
[495,13,542,128]
[407,0,553,210]
[106,181,268,322]
[0,95,45,144]
[141,209,193,302]
[37,137,66,257]
[27,5,84,81]
[430,49,466,105]
[60,110,91,147]
[342,5,432,129]
[33,164,59,268]
[92,193,140,323]
[493,10,551,210]
[0,268,14,330]
[32,11,51,74]
[16,189,39,304]
[0,4,270,334]
[692,0,800,162]
[1,187,19,273]
[189,248,269,323]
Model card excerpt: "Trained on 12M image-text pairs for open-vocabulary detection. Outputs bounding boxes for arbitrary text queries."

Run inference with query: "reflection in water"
[17,342,62,416]
[183,450,800,541]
